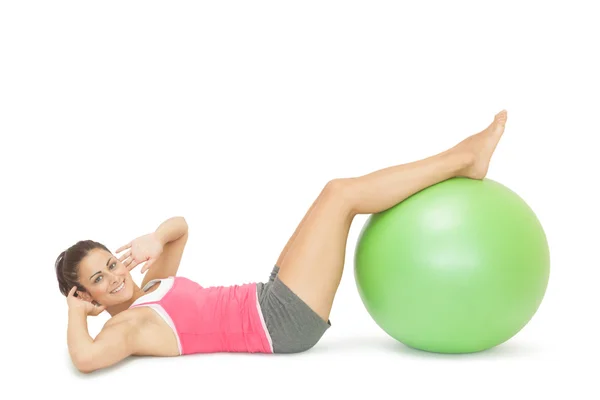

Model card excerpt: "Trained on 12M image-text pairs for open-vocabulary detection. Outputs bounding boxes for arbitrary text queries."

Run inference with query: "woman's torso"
[109,276,273,356]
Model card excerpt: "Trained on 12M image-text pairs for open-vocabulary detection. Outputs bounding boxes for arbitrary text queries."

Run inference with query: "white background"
[1,1,598,398]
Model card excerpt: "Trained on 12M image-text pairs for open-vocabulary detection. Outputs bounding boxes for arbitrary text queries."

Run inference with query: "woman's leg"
[275,197,320,268]
[276,110,508,322]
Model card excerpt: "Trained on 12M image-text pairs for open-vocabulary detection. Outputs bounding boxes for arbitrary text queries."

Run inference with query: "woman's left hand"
[116,233,164,273]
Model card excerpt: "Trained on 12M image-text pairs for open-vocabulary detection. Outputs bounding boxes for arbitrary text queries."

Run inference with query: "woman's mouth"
[111,281,125,294]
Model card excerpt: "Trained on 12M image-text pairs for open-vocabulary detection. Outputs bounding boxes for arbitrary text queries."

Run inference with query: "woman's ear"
[76,290,94,303]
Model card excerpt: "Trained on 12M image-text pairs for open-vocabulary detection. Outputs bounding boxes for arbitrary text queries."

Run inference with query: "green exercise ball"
[354,177,550,353]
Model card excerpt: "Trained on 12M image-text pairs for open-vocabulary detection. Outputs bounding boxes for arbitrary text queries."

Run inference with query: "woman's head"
[55,240,135,307]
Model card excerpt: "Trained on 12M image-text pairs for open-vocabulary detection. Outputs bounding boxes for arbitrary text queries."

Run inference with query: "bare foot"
[452,110,508,179]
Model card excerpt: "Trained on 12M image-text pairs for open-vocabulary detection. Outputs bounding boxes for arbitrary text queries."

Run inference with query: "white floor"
[18,298,598,399]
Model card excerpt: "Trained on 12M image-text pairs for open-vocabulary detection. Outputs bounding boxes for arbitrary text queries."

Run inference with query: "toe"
[495,110,507,123]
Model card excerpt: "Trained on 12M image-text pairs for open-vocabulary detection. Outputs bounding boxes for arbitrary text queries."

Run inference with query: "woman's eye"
[95,276,103,283]
[110,262,117,269]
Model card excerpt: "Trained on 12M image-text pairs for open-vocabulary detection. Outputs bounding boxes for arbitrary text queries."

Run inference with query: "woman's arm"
[141,216,189,286]
[153,216,188,247]
[68,308,135,373]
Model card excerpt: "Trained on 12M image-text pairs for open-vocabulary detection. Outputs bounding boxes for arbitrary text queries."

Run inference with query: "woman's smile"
[110,280,125,294]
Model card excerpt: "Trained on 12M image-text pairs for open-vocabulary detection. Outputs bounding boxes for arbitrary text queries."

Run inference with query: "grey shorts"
[256,265,331,353]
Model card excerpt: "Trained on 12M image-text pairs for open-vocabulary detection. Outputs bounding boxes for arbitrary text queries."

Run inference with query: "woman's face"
[77,248,135,307]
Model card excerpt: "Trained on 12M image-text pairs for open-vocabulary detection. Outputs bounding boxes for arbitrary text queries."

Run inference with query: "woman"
[56,110,508,373]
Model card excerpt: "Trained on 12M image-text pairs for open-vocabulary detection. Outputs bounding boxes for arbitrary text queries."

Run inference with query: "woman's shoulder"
[104,303,154,329]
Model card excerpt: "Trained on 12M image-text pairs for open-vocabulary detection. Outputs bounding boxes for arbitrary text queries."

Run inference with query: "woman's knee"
[321,178,357,214]
[321,178,356,211]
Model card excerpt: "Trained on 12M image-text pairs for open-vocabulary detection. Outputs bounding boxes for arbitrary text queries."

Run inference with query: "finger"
[68,286,77,297]
[127,259,140,271]
[115,242,131,254]
[118,250,132,262]
[124,256,136,268]
[121,255,131,266]
[94,305,107,315]
[125,256,135,268]
[141,259,154,273]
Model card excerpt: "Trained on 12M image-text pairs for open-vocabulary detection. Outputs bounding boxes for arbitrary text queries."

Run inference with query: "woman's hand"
[116,233,164,274]
[67,287,106,316]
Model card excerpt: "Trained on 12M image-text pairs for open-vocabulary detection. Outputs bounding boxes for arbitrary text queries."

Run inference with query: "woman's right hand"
[67,286,106,316]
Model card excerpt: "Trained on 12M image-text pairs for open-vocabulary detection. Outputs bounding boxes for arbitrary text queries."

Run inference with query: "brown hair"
[55,240,111,297]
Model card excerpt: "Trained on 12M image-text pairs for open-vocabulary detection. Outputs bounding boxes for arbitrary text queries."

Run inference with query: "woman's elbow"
[180,216,188,230]
[172,216,189,235]
[77,365,97,374]
[72,354,99,374]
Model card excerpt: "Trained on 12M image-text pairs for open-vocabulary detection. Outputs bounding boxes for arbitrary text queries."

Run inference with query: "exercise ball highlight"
[354,177,550,353]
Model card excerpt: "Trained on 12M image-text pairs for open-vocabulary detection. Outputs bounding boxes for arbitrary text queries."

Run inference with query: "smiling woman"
[54,110,510,374]
[56,215,286,372]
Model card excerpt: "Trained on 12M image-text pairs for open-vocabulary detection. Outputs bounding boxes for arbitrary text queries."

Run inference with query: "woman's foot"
[451,110,508,180]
